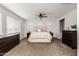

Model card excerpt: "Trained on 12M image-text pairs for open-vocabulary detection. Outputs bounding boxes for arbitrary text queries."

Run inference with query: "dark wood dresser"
[62,30,77,49]
[0,34,20,56]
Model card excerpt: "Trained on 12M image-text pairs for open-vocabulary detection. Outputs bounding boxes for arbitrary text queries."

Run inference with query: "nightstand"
[50,32,53,38]
[27,32,31,38]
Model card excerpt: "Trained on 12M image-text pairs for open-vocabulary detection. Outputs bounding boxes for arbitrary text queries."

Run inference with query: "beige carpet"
[4,38,77,56]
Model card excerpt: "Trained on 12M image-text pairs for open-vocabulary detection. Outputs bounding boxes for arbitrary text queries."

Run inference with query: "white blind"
[7,16,20,34]
[15,19,20,32]
[0,13,2,34]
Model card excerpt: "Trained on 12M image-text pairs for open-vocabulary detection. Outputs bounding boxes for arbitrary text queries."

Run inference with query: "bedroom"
[0,3,77,56]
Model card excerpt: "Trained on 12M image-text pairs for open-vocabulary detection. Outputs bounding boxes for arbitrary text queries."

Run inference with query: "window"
[6,16,20,34]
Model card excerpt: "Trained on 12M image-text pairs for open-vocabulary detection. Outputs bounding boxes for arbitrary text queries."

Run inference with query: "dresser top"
[63,30,77,32]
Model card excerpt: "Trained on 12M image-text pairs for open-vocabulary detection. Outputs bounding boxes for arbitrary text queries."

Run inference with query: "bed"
[28,32,52,43]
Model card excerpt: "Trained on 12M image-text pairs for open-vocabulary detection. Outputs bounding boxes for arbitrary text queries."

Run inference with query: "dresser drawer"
[63,40,72,47]
[0,34,20,55]
[62,31,77,49]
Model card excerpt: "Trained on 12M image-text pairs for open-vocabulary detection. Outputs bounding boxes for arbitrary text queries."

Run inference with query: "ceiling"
[1,3,77,20]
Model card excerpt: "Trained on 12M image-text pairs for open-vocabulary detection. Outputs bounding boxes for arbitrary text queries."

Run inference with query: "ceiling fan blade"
[42,13,46,15]
[44,16,47,17]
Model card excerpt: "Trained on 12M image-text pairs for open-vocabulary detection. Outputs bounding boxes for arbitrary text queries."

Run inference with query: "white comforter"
[28,32,52,42]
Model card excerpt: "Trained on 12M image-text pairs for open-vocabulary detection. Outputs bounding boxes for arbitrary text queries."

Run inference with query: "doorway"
[59,18,65,39]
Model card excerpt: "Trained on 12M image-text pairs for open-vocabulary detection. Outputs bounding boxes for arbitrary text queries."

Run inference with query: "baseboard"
[20,37,27,40]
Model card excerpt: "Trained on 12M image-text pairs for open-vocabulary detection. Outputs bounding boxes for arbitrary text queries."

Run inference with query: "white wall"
[24,16,59,38]
[24,8,77,39]
[77,3,79,56]
[0,4,76,40]
[57,8,77,39]
[0,12,2,35]
[64,8,77,30]
[0,5,25,39]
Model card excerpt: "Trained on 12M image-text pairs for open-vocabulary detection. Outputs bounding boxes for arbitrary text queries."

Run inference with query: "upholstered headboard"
[33,26,47,32]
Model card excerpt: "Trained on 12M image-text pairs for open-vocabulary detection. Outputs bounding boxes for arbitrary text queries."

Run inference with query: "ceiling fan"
[36,12,48,19]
